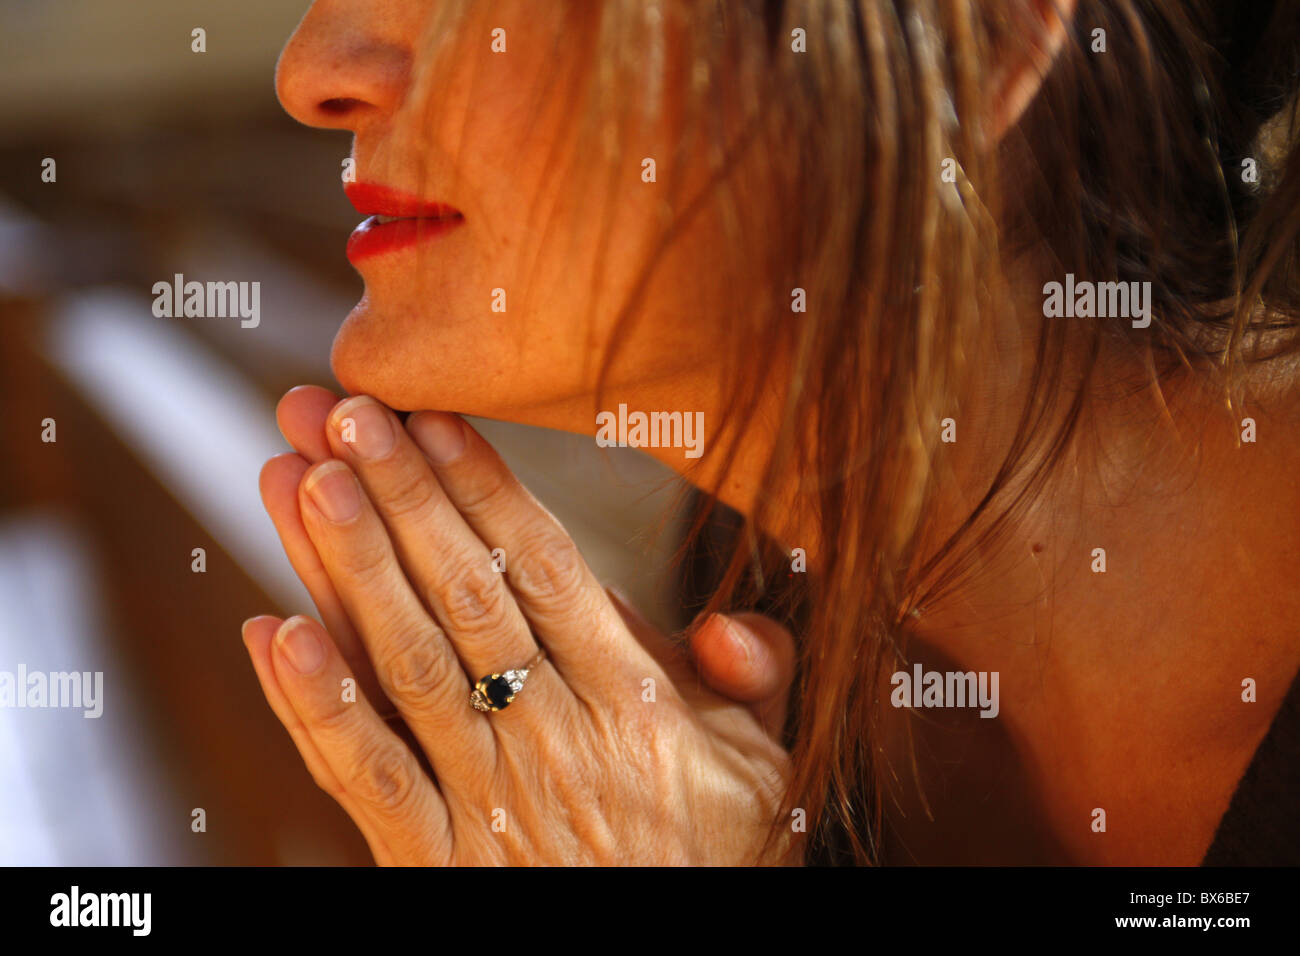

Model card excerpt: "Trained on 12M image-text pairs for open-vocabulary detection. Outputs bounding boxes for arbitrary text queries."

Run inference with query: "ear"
[988,0,1078,141]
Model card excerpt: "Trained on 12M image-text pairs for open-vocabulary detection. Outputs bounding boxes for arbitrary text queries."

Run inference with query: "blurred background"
[0,0,690,864]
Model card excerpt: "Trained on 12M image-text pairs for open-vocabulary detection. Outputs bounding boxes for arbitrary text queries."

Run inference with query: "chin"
[330,306,421,412]
[330,296,599,427]
[329,311,506,419]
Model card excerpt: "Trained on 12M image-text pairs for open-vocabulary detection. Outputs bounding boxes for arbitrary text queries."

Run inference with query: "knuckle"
[618,693,677,773]
[513,533,587,607]
[312,693,363,737]
[376,465,440,520]
[451,465,512,517]
[340,535,392,583]
[439,559,510,635]
[381,635,461,711]
[534,715,592,797]
[349,740,420,816]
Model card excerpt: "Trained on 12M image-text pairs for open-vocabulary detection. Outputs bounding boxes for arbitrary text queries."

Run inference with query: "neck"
[887,307,1300,863]
[518,362,802,546]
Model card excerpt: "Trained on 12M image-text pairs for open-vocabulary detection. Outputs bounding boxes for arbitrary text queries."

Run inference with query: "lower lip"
[346,215,464,263]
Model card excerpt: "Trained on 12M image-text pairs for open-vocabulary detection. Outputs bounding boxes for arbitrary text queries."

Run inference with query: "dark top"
[1202,668,1300,865]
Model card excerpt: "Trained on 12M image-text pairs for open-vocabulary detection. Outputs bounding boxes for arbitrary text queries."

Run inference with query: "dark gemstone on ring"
[482,675,514,710]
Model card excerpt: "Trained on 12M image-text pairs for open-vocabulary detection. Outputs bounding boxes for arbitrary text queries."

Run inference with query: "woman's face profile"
[275,0,750,432]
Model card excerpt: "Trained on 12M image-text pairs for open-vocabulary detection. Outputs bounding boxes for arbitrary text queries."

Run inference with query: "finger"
[690,612,796,739]
[260,452,392,715]
[605,587,698,691]
[323,395,544,689]
[241,615,396,865]
[297,458,499,774]
[276,384,341,463]
[405,411,656,690]
[268,615,452,865]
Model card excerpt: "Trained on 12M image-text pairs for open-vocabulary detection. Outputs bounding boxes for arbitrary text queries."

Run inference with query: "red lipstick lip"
[344,182,460,219]
[343,182,464,263]
[347,216,463,262]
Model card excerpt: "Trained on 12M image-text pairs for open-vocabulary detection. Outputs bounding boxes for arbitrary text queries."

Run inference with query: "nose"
[275,2,413,131]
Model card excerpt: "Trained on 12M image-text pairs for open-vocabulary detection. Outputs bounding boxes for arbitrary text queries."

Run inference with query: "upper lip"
[344,182,462,219]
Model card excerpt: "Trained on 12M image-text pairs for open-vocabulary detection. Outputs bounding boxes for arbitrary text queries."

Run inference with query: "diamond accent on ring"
[468,651,544,713]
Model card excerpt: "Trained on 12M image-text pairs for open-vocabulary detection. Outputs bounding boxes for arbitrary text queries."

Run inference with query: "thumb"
[690,611,796,740]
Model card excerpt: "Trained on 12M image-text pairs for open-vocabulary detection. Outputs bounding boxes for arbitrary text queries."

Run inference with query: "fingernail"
[414,412,466,464]
[332,395,394,460]
[305,461,361,522]
[276,617,325,674]
[241,615,277,642]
